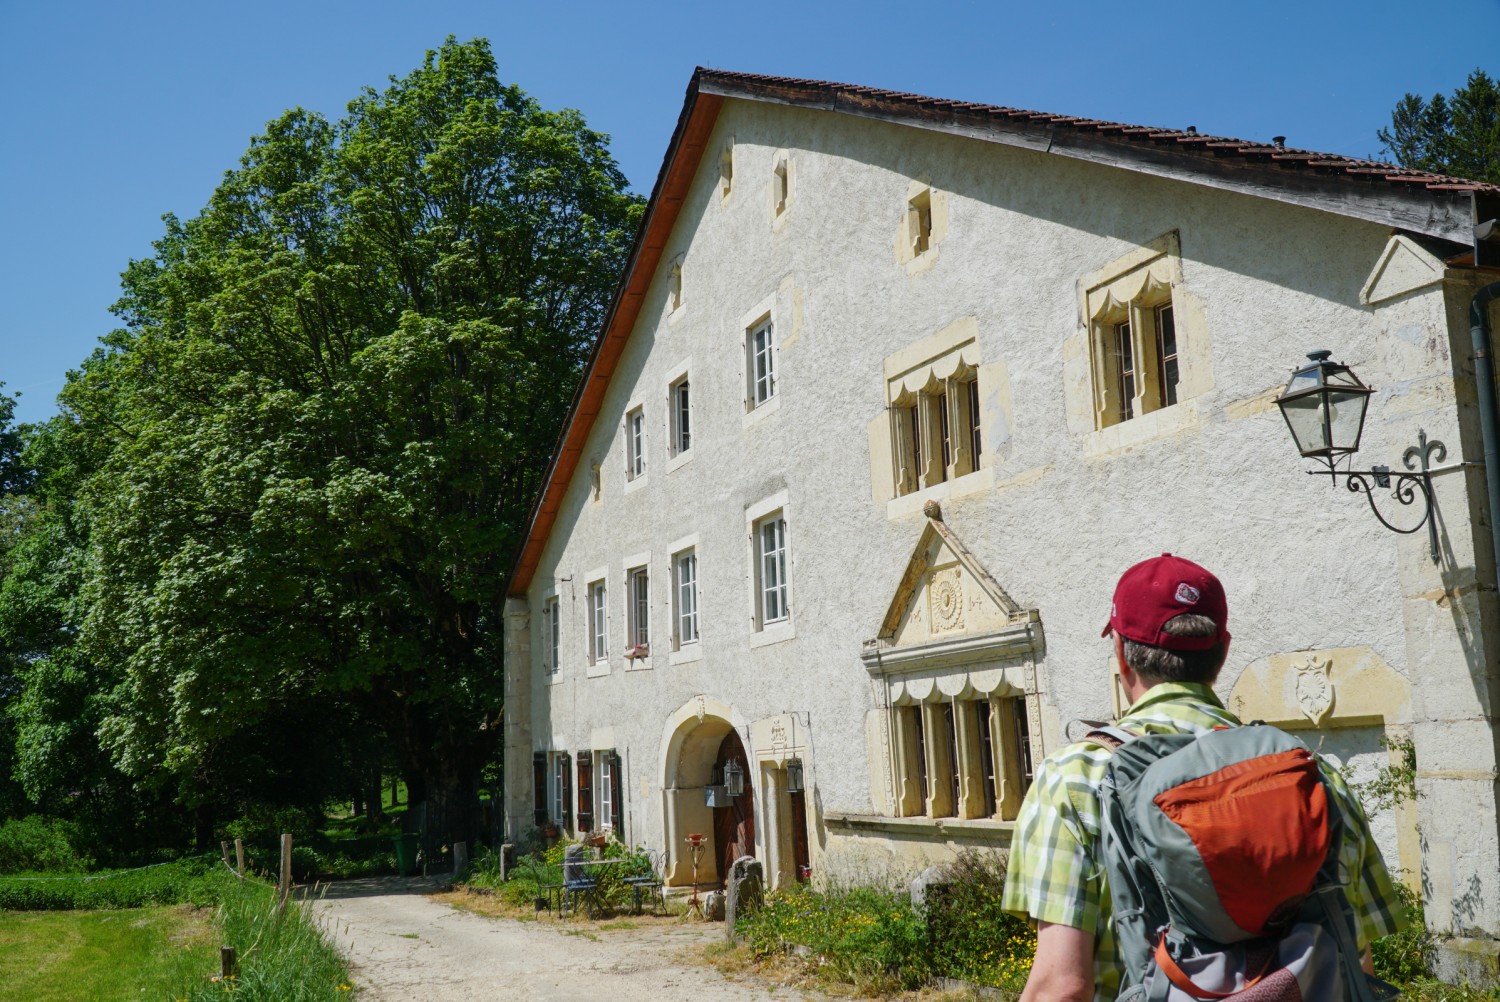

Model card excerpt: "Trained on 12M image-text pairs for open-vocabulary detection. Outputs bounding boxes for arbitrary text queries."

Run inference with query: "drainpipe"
[1472,279,1500,583]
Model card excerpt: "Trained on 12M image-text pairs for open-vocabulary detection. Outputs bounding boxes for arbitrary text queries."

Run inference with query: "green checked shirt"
[1000,682,1403,1002]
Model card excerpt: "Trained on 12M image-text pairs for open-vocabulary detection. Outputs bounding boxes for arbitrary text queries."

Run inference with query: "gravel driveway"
[316,876,816,1001]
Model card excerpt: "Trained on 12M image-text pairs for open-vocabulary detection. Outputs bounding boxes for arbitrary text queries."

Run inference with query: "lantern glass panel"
[724,759,745,797]
[786,758,804,794]
[1326,388,1370,453]
[1281,392,1330,456]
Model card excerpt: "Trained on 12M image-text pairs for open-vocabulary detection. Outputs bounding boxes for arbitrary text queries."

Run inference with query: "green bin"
[393,833,419,877]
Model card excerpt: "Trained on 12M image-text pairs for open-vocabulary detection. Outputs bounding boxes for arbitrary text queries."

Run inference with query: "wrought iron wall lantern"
[723,759,745,798]
[1276,350,1460,562]
[785,758,804,794]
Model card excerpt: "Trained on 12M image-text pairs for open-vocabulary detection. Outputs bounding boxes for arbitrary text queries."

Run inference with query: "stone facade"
[504,73,1500,980]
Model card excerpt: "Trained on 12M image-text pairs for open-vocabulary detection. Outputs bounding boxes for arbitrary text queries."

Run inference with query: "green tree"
[59,37,641,846]
[1379,68,1500,184]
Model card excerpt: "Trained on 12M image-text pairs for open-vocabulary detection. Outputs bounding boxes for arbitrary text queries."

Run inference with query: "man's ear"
[1113,632,1136,690]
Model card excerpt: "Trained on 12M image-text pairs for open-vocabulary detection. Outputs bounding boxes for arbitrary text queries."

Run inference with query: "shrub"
[0,855,226,910]
[925,848,1035,991]
[0,815,95,873]
[1373,883,1435,986]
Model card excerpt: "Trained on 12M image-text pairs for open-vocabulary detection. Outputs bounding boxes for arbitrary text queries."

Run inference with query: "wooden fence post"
[220,841,231,868]
[278,833,292,911]
[234,839,245,880]
[220,946,237,981]
[452,841,468,879]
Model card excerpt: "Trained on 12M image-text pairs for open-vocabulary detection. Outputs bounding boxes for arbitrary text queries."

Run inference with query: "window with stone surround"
[908,188,933,256]
[773,157,789,216]
[625,565,649,656]
[886,336,982,497]
[1084,232,1194,430]
[747,318,776,409]
[625,406,646,481]
[541,596,560,676]
[755,513,789,629]
[587,579,608,664]
[891,696,1032,820]
[670,375,691,457]
[673,548,699,649]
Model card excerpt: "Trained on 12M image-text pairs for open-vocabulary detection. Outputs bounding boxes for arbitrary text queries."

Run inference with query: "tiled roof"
[695,69,1500,196]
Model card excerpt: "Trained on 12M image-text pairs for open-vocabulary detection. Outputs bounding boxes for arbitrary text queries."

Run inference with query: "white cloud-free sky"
[2,0,1494,423]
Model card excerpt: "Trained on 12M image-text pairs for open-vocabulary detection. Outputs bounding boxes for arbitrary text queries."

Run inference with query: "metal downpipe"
[1472,280,1500,583]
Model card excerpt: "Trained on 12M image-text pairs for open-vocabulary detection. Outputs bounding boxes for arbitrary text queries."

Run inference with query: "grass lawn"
[0,905,218,1002]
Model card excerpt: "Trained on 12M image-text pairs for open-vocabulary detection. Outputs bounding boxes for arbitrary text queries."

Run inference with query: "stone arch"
[658,694,745,886]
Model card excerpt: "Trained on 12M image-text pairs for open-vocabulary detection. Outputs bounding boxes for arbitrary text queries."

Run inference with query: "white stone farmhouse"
[502,70,1500,980]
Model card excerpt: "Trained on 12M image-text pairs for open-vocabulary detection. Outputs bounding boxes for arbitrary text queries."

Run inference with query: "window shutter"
[532,752,548,827]
[576,751,594,832]
[560,752,573,831]
[610,751,624,833]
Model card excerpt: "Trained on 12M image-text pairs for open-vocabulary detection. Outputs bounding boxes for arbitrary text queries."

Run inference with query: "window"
[908,188,933,256]
[755,514,789,627]
[625,407,645,481]
[626,566,649,654]
[748,320,776,408]
[1084,233,1188,430]
[673,549,699,648]
[542,596,560,675]
[552,752,572,832]
[893,697,1033,820]
[965,379,982,468]
[880,324,985,501]
[589,461,602,502]
[773,158,789,215]
[587,580,607,663]
[669,259,683,312]
[670,376,691,456]
[599,753,614,829]
[720,144,734,197]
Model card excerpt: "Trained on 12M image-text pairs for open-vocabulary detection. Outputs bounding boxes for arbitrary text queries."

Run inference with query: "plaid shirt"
[1000,682,1403,1002]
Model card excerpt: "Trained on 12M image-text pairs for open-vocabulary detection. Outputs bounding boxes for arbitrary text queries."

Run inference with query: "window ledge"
[623,473,648,495]
[665,450,693,475]
[823,813,1016,838]
[545,668,562,686]
[585,659,612,679]
[749,621,795,649]
[668,304,687,326]
[1084,401,1197,458]
[743,393,781,428]
[624,653,653,672]
[668,644,703,666]
[885,466,993,520]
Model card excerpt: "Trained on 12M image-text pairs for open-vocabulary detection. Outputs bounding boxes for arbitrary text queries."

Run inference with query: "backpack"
[1089,722,1400,1002]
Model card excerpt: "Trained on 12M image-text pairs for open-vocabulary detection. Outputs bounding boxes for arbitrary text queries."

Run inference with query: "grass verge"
[0,904,217,1002]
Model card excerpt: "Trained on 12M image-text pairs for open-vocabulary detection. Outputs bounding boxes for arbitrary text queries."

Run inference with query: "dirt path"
[317,876,817,1002]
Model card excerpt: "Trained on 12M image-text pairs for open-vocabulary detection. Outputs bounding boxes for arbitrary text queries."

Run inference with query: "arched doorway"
[712,730,755,883]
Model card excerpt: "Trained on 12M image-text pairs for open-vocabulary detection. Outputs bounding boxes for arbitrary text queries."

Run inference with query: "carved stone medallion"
[1294,655,1335,725]
[930,568,966,634]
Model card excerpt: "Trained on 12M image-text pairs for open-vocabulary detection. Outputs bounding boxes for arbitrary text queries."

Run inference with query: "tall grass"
[175,878,352,1001]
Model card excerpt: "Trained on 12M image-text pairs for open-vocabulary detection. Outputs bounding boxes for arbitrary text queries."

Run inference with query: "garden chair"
[623,848,667,916]
[561,843,603,919]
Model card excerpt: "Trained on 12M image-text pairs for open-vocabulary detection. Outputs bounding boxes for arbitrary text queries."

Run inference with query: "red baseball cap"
[1101,553,1230,651]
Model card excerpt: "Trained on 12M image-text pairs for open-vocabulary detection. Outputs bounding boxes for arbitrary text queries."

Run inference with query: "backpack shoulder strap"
[1085,725,1138,751]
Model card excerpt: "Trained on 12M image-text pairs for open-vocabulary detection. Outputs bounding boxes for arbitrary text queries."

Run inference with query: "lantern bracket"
[1308,429,1447,561]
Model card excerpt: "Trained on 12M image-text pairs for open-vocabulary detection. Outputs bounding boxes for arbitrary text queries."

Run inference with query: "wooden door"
[712,729,755,885]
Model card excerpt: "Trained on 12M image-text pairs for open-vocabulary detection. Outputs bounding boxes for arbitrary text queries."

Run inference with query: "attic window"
[720,144,734,197]
[773,158,789,215]
[590,461,603,503]
[669,259,683,312]
[909,189,933,255]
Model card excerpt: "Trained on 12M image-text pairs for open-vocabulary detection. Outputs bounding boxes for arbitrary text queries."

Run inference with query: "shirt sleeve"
[1321,765,1405,948]
[1001,754,1102,933]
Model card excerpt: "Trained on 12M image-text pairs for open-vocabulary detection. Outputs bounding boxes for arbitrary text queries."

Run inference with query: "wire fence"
[0,852,217,881]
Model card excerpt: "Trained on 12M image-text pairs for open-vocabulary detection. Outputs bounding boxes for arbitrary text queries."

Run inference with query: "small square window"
[589,461,603,503]
[754,513,789,628]
[720,145,734,197]
[587,580,608,663]
[747,320,776,409]
[669,260,683,312]
[908,189,933,256]
[625,407,646,481]
[673,549,699,649]
[670,376,691,456]
[626,566,649,655]
[773,159,789,215]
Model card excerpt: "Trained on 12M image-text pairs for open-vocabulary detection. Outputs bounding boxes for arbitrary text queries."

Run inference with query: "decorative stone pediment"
[861,503,1042,698]
[1359,234,1445,306]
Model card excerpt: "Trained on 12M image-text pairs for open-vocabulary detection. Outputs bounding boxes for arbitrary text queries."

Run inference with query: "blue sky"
[2,0,1494,424]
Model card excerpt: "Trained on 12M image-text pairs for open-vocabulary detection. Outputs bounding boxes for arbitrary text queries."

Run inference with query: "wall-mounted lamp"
[723,759,745,798]
[785,758,804,794]
[1276,350,1454,561]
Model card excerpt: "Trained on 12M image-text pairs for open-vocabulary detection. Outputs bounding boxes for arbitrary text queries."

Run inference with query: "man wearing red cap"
[1000,554,1401,1002]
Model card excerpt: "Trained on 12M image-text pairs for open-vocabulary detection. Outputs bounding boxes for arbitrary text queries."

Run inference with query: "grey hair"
[1121,614,1225,686]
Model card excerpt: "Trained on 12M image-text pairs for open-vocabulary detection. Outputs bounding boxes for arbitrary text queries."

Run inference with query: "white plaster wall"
[518,99,1480,882]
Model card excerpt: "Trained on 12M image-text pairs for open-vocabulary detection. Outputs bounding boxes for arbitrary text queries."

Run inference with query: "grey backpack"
[1091,722,1399,1002]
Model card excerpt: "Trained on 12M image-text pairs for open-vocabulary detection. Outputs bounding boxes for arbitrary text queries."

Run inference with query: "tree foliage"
[1378,68,1500,184]
[3,37,641,845]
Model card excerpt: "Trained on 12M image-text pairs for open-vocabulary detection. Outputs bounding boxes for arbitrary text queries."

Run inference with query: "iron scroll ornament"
[1314,430,1446,561]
